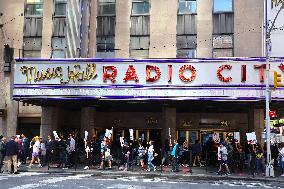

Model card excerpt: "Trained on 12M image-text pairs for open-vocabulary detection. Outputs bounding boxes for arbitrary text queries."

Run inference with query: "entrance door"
[149,129,161,146]
[113,129,123,142]
[200,130,213,145]
[137,130,148,143]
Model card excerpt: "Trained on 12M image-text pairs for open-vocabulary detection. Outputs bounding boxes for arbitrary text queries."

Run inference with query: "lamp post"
[264,0,284,177]
[265,0,273,177]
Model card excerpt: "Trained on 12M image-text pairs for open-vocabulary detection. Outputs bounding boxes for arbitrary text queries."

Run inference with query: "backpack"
[175,144,180,157]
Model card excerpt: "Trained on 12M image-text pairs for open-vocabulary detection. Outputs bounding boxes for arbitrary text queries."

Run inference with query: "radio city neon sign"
[19,63,284,84]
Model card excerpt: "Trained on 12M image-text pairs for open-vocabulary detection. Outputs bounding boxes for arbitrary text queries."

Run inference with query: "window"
[52,0,67,58]
[177,35,196,49]
[212,0,234,57]
[96,0,116,57]
[96,16,116,36]
[177,15,196,35]
[25,4,43,16]
[98,0,116,15]
[214,0,233,12]
[26,0,43,3]
[96,37,115,58]
[53,18,66,36]
[51,37,66,58]
[130,36,149,58]
[213,13,233,34]
[178,0,196,14]
[97,36,115,52]
[176,0,197,58]
[131,0,150,15]
[130,0,150,58]
[212,35,233,49]
[23,0,43,57]
[23,38,42,57]
[24,17,43,37]
[55,3,66,16]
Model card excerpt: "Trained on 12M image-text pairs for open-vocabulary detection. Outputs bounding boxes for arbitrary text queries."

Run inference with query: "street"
[0,172,283,189]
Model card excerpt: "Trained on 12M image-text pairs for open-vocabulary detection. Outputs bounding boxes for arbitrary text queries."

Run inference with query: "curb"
[19,168,283,183]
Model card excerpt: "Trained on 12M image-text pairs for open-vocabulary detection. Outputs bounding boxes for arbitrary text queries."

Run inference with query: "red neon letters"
[179,65,196,82]
[123,65,139,82]
[146,65,161,82]
[217,65,232,82]
[103,66,117,83]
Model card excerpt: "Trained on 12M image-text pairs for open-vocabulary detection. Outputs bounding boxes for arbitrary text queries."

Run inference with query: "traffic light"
[273,71,282,89]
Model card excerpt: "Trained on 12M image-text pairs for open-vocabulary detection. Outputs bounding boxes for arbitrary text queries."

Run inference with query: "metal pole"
[265,0,274,177]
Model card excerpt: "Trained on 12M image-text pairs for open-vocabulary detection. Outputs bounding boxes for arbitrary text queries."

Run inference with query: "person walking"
[21,134,28,164]
[0,135,5,172]
[40,138,46,166]
[217,142,230,175]
[15,136,22,168]
[171,140,179,172]
[5,136,19,174]
[147,141,156,171]
[137,142,146,170]
[46,135,55,166]
[28,136,41,168]
[57,136,68,169]
[67,134,76,168]
[192,139,203,167]
[279,143,284,177]
[254,143,264,175]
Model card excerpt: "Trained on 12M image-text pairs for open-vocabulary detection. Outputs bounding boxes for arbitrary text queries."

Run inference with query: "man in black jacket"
[6,136,19,174]
[0,135,5,172]
[46,135,55,166]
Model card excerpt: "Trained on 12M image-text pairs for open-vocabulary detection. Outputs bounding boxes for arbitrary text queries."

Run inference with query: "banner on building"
[13,58,284,101]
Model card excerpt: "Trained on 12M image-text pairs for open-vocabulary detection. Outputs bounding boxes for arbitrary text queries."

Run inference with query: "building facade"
[0,0,270,145]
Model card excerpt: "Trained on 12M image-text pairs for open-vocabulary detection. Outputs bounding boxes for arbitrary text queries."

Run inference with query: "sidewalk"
[18,164,284,183]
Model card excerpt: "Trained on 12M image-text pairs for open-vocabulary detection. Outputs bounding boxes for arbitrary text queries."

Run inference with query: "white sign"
[105,129,112,139]
[129,129,134,141]
[246,132,257,142]
[213,132,220,143]
[84,131,88,140]
[234,132,240,143]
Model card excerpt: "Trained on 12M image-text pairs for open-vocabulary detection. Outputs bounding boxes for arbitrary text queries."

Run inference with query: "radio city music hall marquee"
[12,59,284,101]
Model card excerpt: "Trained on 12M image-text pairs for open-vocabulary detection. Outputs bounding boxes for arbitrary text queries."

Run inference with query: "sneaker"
[226,172,231,176]
[193,164,196,167]
[62,167,68,170]
[17,162,21,167]
[37,164,42,167]
[281,174,284,177]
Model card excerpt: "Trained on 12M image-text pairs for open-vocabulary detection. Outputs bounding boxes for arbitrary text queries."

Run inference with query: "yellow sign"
[20,64,97,84]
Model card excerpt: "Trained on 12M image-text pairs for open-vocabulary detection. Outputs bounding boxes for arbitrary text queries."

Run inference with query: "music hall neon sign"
[19,63,284,85]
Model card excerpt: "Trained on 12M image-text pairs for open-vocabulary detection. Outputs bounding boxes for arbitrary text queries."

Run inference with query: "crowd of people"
[0,133,284,177]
